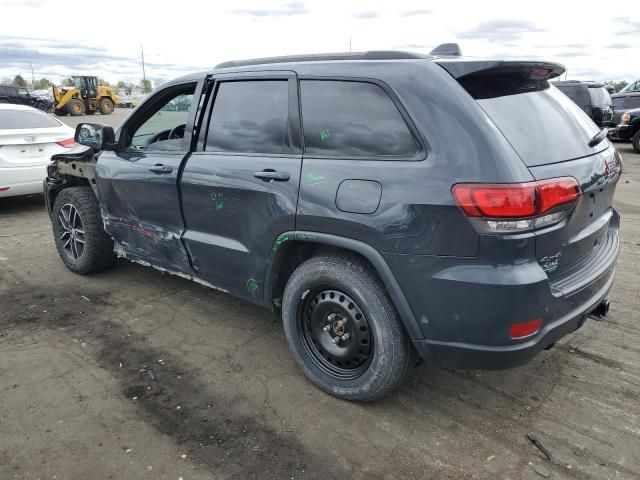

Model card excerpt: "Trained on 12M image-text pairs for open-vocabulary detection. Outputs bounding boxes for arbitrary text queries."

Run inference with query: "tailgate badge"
[24,135,37,143]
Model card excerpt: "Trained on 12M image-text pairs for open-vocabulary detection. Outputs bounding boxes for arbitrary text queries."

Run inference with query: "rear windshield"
[555,84,588,108]
[588,87,611,106]
[0,109,61,129]
[460,76,601,166]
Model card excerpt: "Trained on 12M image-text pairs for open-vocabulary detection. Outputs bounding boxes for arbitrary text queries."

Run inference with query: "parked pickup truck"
[44,48,620,401]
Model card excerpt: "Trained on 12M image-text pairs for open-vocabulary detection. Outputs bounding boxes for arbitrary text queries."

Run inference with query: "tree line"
[4,74,155,94]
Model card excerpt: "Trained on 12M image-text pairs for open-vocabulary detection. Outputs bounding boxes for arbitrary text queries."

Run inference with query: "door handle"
[149,164,173,174]
[254,170,290,182]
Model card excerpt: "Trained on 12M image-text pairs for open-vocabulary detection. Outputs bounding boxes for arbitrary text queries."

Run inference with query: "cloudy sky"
[1,0,638,86]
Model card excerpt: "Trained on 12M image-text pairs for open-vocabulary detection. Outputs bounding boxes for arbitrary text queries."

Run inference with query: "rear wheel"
[99,98,114,115]
[282,253,414,401]
[52,187,115,274]
[632,130,640,154]
[67,98,85,116]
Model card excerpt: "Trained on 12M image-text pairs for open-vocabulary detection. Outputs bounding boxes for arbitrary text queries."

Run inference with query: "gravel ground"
[0,137,638,480]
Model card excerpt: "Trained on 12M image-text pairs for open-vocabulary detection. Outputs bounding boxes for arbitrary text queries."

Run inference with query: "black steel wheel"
[282,253,415,402]
[299,287,373,380]
[58,203,86,261]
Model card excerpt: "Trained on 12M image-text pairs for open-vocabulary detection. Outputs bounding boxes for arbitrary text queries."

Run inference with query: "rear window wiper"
[588,128,608,147]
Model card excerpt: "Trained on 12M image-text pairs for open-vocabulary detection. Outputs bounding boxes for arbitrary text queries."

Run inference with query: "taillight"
[452,177,581,233]
[56,138,76,148]
[509,318,543,339]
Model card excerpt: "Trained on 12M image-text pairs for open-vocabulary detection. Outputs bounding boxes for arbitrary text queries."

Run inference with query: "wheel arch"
[265,231,423,340]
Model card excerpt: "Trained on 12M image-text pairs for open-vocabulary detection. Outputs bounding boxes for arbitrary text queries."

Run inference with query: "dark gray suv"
[44,48,621,401]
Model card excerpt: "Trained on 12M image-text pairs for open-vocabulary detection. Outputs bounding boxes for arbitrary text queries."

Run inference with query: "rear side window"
[0,109,61,129]
[300,80,418,157]
[206,80,289,154]
[628,97,640,109]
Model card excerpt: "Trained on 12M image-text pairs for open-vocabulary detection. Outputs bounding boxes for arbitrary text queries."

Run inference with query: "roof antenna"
[429,43,462,56]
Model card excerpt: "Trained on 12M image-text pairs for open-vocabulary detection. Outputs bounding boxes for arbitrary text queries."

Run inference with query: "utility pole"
[349,36,352,52]
[30,63,35,88]
[141,44,146,82]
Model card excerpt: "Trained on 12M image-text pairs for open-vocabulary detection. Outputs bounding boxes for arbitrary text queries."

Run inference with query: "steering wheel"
[168,124,186,139]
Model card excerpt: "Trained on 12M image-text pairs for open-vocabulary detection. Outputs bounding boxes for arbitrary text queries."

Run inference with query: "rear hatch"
[438,60,621,295]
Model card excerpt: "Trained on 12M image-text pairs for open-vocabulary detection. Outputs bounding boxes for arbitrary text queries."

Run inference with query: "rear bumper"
[412,269,615,369]
[0,165,48,198]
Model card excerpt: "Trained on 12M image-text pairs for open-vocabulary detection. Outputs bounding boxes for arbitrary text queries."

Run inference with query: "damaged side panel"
[94,149,194,275]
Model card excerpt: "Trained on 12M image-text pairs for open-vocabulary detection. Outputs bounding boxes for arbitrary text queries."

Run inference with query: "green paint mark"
[320,129,330,141]
[272,297,282,308]
[211,170,219,178]
[307,172,326,185]
[210,192,224,210]
[247,278,260,294]
[273,233,289,251]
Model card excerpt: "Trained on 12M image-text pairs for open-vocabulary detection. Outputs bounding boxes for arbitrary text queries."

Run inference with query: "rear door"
[179,71,302,302]
[95,79,203,274]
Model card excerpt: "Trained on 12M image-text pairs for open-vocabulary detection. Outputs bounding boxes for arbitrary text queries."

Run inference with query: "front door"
[180,72,302,302]
[95,79,203,273]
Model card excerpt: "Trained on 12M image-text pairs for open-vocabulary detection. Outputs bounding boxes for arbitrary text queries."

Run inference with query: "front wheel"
[52,187,116,274]
[282,253,414,401]
[632,130,640,154]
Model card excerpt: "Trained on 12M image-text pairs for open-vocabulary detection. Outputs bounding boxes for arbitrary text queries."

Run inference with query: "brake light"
[509,318,543,339]
[56,138,76,148]
[452,177,581,233]
[0,187,9,192]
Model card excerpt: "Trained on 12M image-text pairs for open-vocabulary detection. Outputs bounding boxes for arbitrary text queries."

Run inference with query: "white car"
[0,104,75,198]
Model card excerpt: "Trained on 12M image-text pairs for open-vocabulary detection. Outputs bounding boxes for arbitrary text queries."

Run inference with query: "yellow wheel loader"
[53,76,119,116]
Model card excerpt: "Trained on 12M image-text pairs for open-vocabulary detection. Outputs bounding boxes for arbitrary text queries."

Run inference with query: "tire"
[54,108,67,116]
[632,130,640,154]
[67,98,85,116]
[52,187,116,274]
[99,98,114,115]
[282,253,414,402]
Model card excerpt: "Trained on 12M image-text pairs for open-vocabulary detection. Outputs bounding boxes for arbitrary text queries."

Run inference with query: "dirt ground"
[0,134,638,479]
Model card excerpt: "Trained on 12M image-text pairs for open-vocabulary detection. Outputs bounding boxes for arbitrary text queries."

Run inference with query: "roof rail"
[429,43,462,56]
[215,51,428,69]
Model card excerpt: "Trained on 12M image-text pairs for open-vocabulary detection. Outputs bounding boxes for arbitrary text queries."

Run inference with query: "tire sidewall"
[632,130,640,153]
[282,259,405,400]
[52,189,100,273]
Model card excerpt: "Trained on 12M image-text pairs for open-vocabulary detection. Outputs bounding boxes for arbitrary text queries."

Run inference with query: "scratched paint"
[307,172,327,185]
[247,278,260,294]
[112,221,154,239]
[210,192,224,210]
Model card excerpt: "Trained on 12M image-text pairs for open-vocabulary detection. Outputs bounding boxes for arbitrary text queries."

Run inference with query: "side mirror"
[74,123,116,151]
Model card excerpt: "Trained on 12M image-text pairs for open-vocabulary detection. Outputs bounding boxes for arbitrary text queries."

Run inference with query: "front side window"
[300,80,418,157]
[205,80,290,154]
[130,85,195,151]
[19,88,29,96]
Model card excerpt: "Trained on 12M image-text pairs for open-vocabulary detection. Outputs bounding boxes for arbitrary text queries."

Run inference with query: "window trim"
[196,71,302,157]
[118,80,201,154]
[297,76,427,161]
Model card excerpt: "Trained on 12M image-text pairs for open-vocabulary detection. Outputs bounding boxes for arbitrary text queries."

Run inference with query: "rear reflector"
[452,177,581,233]
[56,138,76,148]
[509,318,543,339]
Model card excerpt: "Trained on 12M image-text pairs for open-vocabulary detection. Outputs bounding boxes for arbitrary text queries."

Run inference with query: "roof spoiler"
[435,59,566,80]
[429,43,462,57]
